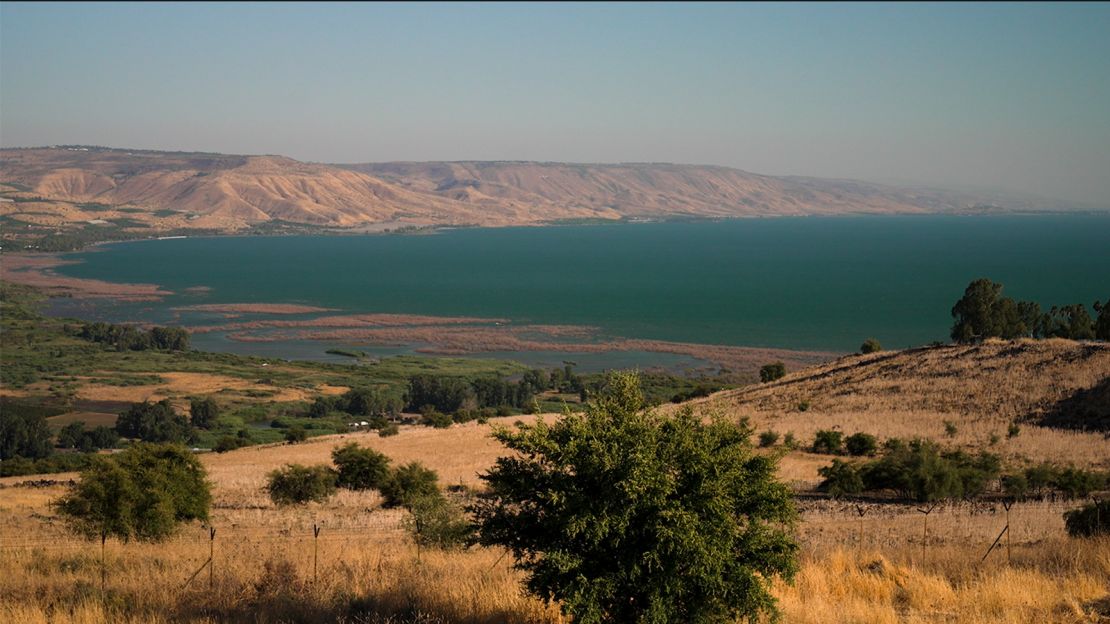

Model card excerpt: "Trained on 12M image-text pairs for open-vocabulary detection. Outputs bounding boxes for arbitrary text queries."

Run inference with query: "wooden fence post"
[917,503,937,565]
[313,524,321,585]
[855,504,867,555]
[208,527,216,590]
[1002,500,1013,564]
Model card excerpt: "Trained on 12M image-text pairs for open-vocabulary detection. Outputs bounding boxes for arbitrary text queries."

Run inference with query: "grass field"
[1,419,1108,623]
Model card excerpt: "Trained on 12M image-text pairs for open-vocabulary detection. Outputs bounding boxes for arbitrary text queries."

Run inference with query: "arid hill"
[684,338,1110,476]
[0,146,1081,234]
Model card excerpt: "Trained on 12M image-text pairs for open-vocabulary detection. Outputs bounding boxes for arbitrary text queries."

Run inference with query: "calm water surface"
[51,215,1110,355]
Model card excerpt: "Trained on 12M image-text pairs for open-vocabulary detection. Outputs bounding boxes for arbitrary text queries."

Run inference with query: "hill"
[685,338,1110,483]
[1,147,1086,241]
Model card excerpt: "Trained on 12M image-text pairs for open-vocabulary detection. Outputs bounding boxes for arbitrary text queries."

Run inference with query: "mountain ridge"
[0,146,1095,235]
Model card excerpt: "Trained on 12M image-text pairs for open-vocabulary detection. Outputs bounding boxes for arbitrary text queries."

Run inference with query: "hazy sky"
[2,2,1109,204]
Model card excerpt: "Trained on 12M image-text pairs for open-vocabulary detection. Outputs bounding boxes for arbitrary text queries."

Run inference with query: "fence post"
[1002,500,1013,564]
[855,504,866,555]
[208,527,216,590]
[917,503,937,565]
[313,524,321,585]
[100,531,107,600]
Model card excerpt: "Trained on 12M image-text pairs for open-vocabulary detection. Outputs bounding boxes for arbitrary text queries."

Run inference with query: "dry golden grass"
[3,341,1109,622]
[689,339,1110,472]
[2,417,1109,623]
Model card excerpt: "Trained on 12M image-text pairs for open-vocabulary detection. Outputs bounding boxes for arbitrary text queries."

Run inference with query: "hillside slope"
[686,338,1110,473]
[1,147,1081,234]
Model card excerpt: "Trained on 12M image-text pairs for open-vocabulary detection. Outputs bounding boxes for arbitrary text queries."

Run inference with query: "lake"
[48,215,1110,363]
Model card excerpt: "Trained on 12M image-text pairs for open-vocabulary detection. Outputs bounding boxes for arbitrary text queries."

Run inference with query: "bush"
[380,461,440,508]
[1001,473,1029,498]
[859,439,1000,502]
[818,459,863,498]
[860,338,882,354]
[472,371,798,624]
[266,464,337,506]
[405,494,473,549]
[783,432,799,450]
[378,423,400,437]
[845,432,878,457]
[1007,422,1021,438]
[812,430,843,455]
[420,410,453,429]
[213,436,242,453]
[943,420,958,438]
[758,430,780,448]
[284,425,307,444]
[1064,500,1110,538]
[759,362,786,383]
[54,443,211,543]
[331,442,391,490]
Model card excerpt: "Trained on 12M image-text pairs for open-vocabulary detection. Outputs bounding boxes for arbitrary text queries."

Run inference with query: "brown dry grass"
[2,416,1108,623]
[687,339,1110,473]
[3,341,1109,622]
[70,371,345,405]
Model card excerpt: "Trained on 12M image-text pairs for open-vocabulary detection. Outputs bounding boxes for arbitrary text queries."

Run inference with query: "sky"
[2,2,1109,205]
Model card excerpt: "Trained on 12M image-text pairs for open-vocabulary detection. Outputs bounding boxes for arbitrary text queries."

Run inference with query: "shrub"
[472,371,799,624]
[860,338,882,354]
[759,362,786,383]
[420,410,453,429]
[812,430,843,455]
[1001,473,1029,499]
[284,425,307,444]
[845,432,878,457]
[943,420,958,438]
[378,423,400,437]
[818,459,864,498]
[266,464,337,506]
[1064,500,1110,538]
[758,430,780,448]
[1007,422,1021,438]
[405,494,473,549]
[213,436,242,453]
[783,432,799,450]
[380,461,440,508]
[796,400,810,412]
[331,442,391,491]
[859,439,1000,502]
[54,443,211,543]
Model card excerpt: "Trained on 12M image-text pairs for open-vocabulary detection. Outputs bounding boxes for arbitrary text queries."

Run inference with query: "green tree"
[860,338,882,354]
[331,442,391,490]
[54,443,211,543]
[115,400,192,443]
[1064,500,1110,538]
[1095,299,1110,341]
[0,409,54,460]
[189,397,219,430]
[951,278,1006,342]
[284,425,307,444]
[57,421,87,450]
[380,461,440,508]
[759,362,786,383]
[1042,304,1096,340]
[472,371,798,624]
[405,494,473,549]
[266,464,337,505]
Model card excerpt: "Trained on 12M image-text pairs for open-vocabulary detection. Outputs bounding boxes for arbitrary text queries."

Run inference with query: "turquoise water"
[52,215,1110,353]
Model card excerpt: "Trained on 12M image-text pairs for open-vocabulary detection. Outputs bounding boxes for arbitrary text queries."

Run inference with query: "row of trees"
[950,278,1109,343]
[78,321,190,351]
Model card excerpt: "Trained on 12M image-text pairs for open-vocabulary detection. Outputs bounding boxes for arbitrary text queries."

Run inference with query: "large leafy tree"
[0,410,54,460]
[472,372,799,624]
[54,443,211,543]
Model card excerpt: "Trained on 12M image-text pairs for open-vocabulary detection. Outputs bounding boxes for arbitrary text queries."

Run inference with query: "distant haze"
[2,2,1109,205]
